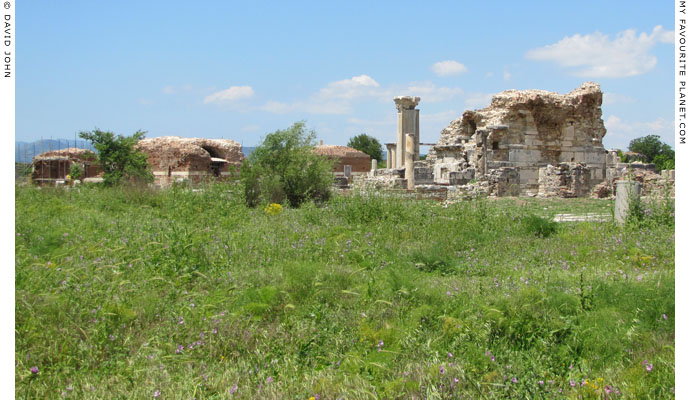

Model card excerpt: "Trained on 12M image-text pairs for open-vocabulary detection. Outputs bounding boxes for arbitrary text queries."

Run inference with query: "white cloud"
[464,93,493,109]
[318,74,380,100]
[162,85,176,95]
[526,25,673,78]
[204,86,255,104]
[431,60,468,77]
[603,93,636,105]
[604,115,673,148]
[401,82,463,103]
[259,75,463,115]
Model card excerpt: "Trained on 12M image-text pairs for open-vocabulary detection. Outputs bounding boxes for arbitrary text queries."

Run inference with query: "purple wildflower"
[447,352,453,358]
[663,314,668,320]
[605,385,612,394]
[538,380,544,385]
[153,390,161,398]
[266,376,273,384]
[570,380,576,387]
[511,377,517,383]
[646,363,653,372]
[440,365,445,374]
[229,383,238,394]
[30,366,39,374]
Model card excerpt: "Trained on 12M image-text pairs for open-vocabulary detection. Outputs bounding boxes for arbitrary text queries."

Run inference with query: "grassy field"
[15,184,674,399]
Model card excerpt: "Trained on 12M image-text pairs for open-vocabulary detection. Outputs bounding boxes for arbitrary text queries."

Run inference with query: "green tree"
[347,133,383,162]
[78,129,153,185]
[240,122,334,207]
[628,135,674,170]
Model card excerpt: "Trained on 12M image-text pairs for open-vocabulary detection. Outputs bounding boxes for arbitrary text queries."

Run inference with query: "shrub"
[69,163,84,180]
[79,129,153,186]
[240,122,334,207]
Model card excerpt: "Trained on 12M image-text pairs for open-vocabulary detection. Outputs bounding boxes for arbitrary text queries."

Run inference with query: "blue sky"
[16,1,674,150]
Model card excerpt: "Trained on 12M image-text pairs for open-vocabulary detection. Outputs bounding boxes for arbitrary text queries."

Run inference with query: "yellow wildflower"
[264,203,283,216]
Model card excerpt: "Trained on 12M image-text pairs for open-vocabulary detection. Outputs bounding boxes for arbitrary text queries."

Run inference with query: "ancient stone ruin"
[31,148,102,185]
[356,82,674,198]
[135,137,244,187]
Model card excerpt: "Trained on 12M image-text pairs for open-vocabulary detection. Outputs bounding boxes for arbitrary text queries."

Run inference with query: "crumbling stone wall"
[427,82,607,196]
[135,137,243,187]
[538,163,591,198]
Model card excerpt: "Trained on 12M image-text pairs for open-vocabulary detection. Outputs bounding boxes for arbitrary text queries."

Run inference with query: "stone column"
[394,96,421,168]
[391,147,397,168]
[385,143,395,169]
[415,109,420,161]
[371,158,377,172]
[405,133,415,190]
[614,180,641,223]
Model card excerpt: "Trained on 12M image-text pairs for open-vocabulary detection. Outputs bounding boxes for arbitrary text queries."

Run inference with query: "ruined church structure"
[359,82,672,198]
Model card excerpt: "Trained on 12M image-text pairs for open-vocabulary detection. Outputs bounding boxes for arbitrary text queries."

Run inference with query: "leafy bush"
[240,122,334,207]
[347,133,383,162]
[69,163,84,180]
[79,129,153,186]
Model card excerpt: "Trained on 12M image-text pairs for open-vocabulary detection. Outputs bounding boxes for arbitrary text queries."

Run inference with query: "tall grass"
[15,184,674,399]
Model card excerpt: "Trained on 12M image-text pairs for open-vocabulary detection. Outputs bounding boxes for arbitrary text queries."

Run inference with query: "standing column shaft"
[391,147,397,168]
[414,109,420,161]
[405,133,415,190]
[396,112,405,168]
[386,148,392,169]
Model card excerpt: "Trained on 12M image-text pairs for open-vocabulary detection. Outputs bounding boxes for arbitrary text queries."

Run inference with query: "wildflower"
[538,380,544,385]
[663,314,668,320]
[447,352,453,358]
[440,365,445,374]
[511,377,517,383]
[153,390,161,398]
[30,366,39,374]
[264,203,283,216]
[266,376,273,384]
[175,345,183,354]
[570,380,576,387]
[604,385,612,394]
[229,383,238,394]
[646,363,653,372]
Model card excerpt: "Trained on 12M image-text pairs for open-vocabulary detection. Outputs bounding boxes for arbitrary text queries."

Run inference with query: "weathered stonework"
[538,163,591,198]
[426,82,607,196]
[355,83,671,199]
[135,137,244,187]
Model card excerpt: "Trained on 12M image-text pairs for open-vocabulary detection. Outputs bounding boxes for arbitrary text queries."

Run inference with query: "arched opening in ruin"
[468,120,477,136]
[492,141,499,150]
[202,146,223,159]
[202,145,227,177]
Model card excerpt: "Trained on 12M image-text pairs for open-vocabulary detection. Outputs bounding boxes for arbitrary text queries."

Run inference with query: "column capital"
[394,96,421,111]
